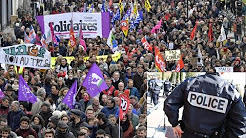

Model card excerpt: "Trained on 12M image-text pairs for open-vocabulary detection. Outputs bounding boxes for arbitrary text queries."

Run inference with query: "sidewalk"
[147,94,183,138]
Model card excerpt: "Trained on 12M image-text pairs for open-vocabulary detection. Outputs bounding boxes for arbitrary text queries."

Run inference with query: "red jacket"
[16,127,38,138]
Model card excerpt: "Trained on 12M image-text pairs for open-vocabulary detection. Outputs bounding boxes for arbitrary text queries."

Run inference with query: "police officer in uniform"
[164,72,246,138]
[148,78,164,105]
[164,79,172,97]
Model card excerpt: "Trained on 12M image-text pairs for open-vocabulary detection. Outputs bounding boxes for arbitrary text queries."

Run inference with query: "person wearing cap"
[15,116,38,138]
[55,121,75,138]
[47,116,59,129]
[31,88,46,115]
[68,109,85,137]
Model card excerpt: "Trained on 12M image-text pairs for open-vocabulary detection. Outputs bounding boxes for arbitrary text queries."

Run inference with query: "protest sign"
[36,12,110,39]
[165,50,180,61]
[0,44,51,69]
[215,67,234,72]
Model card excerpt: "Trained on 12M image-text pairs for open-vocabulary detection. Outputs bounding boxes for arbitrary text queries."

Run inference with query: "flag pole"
[119,116,120,138]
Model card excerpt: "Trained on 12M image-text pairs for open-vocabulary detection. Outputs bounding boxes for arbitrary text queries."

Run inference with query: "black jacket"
[98,122,119,138]
[164,73,246,138]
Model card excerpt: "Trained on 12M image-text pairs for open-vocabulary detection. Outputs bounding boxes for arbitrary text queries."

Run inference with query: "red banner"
[141,37,153,52]
[121,20,129,37]
[175,56,184,72]
[154,46,165,72]
[119,94,130,120]
[190,21,198,40]
[69,20,76,48]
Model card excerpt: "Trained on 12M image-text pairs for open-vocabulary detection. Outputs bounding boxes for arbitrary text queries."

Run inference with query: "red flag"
[127,48,138,60]
[154,46,165,72]
[208,22,213,42]
[121,20,129,37]
[141,37,153,52]
[68,19,77,48]
[79,23,86,52]
[175,56,184,72]
[119,94,130,120]
[190,21,198,40]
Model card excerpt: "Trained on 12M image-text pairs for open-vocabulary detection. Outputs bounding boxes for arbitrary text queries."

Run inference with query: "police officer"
[148,78,164,105]
[164,79,172,97]
[164,72,246,138]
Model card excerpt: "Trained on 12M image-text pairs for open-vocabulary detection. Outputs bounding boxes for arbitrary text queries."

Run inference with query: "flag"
[107,28,118,53]
[88,4,94,13]
[175,56,184,72]
[133,0,138,16]
[41,34,48,48]
[121,20,129,37]
[62,80,77,109]
[29,25,37,43]
[145,0,151,12]
[141,36,153,52]
[0,89,5,99]
[35,35,41,46]
[217,25,226,42]
[151,19,162,34]
[68,19,77,48]
[190,21,198,40]
[119,94,130,120]
[208,22,213,42]
[111,8,121,25]
[122,9,131,21]
[101,0,106,12]
[109,0,113,7]
[197,45,203,65]
[127,48,138,60]
[82,63,108,97]
[46,29,52,43]
[18,75,37,104]
[119,0,124,15]
[49,22,58,45]
[154,46,165,72]
[24,31,31,43]
[79,23,86,52]
[83,3,87,12]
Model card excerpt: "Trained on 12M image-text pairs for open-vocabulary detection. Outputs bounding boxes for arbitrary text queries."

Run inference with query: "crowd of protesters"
[0,0,150,138]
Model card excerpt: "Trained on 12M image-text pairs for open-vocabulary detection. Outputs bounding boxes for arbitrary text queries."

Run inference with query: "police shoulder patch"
[187,92,228,114]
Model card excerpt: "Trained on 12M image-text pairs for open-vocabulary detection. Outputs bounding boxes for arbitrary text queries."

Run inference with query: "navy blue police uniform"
[164,73,246,138]
[149,79,164,105]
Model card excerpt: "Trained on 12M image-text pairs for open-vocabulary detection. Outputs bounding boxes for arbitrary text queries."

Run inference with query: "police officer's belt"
[185,127,211,138]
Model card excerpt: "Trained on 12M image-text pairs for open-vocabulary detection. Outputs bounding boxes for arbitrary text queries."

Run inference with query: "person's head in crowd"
[1,126,11,138]
[59,87,69,97]
[60,114,70,124]
[92,97,100,112]
[126,67,132,74]
[136,126,147,138]
[82,92,90,102]
[24,75,30,83]
[127,104,133,116]
[37,87,46,99]
[139,114,147,126]
[96,129,106,138]
[70,109,82,122]
[31,114,45,127]
[137,65,144,74]
[79,127,90,138]
[1,96,10,108]
[7,65,14,72]
[56,121,69,135]
[105,134,111,138]
[112,71,120,81]
[85,107,95,120]
[51,84,59,95]
[57,77,65,86]
[105,78,112,87]
[130,96,138,105]
[44,128,55,138]
[96,112,107,125]
[108,114,117,125]
[127,79,134,88]
[41,101,51,112]
[87,118,95,126]
[113,97,120,107]
[5,84,14,97]
[107,97,115,109]
[0,77,5,86]
[48,116,59,129]
[61,58,67,66]
[20,116,30,130]
[0,118,8,130]
[117,82,127,95]
[10,101,20,112]
[101,94,108,106]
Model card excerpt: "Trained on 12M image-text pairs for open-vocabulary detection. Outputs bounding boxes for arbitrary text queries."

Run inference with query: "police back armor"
[164,73,246,138]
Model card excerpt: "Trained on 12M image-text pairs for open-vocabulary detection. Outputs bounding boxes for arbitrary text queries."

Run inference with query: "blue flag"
[62,80,77,109]
[101,0,106,12]
[82,63,108,97]
[18,75,37,104]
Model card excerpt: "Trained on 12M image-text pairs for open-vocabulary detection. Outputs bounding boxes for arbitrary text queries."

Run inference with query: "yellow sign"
[50,53,121,69]
[165,50,181,61]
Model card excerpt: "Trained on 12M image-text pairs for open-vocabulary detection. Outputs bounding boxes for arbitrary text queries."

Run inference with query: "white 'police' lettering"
[187,92,228,114]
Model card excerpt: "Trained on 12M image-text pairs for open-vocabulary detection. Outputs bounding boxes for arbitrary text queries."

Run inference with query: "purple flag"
[82,63,108,97]
[0,89,5,99]
[62,80,77,109]
[18,75,37,104]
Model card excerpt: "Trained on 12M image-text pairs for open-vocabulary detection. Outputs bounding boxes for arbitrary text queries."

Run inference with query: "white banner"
[215,67,233,72]
[165,50,180,61]
[41,12,106,39]
[0,44,51,69]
